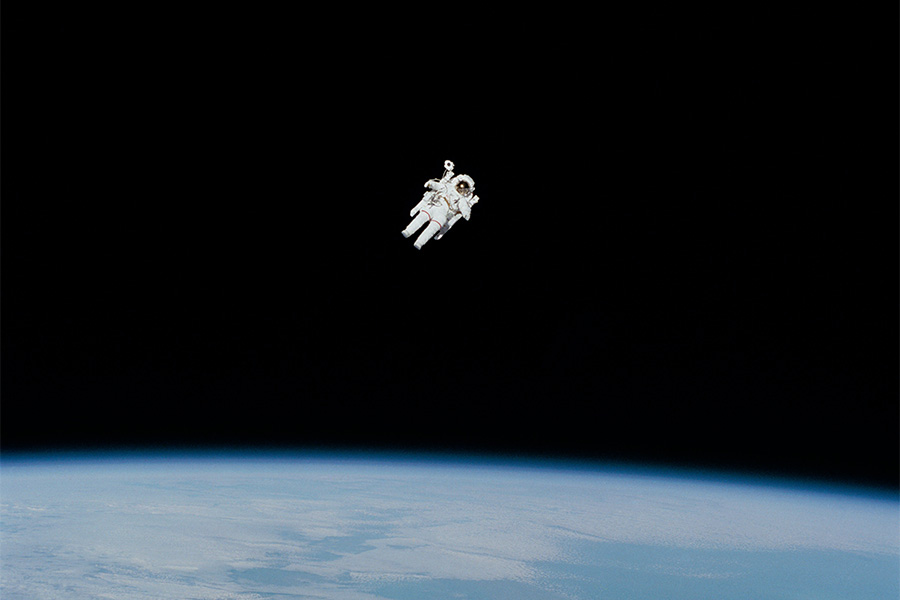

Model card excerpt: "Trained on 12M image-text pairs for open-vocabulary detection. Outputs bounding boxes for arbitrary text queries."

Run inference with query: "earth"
[1,454,897,599]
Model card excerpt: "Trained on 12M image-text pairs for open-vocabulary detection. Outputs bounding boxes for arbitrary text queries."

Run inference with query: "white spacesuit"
[402,160,479,249]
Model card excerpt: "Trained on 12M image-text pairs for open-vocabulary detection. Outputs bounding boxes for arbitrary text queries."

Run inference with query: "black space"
[3,7,897,488]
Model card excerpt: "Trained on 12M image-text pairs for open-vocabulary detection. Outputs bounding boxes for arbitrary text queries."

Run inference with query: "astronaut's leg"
[402,211,430,238]
[414,218,445,250]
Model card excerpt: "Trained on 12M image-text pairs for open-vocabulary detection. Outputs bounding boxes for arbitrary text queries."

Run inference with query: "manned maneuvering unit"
[402,160,479,249]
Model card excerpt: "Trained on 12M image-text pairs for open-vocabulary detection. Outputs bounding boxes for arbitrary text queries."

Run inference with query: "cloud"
[2,457,896,599]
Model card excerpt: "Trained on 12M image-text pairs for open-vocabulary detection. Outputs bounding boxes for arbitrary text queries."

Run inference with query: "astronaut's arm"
[410,192,434,217]
[458,201,471,221]
[424,179,445,192]
[459,195,478,220]
[434,212,464,240]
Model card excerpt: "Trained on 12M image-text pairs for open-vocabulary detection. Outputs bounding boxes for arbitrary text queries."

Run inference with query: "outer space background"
[3,6,897,490]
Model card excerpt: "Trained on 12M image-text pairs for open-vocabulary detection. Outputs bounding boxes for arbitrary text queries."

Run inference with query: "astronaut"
[402,160,479,249]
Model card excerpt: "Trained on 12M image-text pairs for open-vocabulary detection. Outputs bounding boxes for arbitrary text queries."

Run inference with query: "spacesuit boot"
[402,212,430,238]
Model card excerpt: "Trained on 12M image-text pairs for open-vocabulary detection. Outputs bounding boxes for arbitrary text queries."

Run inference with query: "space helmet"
[451,174,475,197]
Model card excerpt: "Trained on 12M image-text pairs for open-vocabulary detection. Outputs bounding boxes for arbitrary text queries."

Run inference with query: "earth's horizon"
[2,452,897,599]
